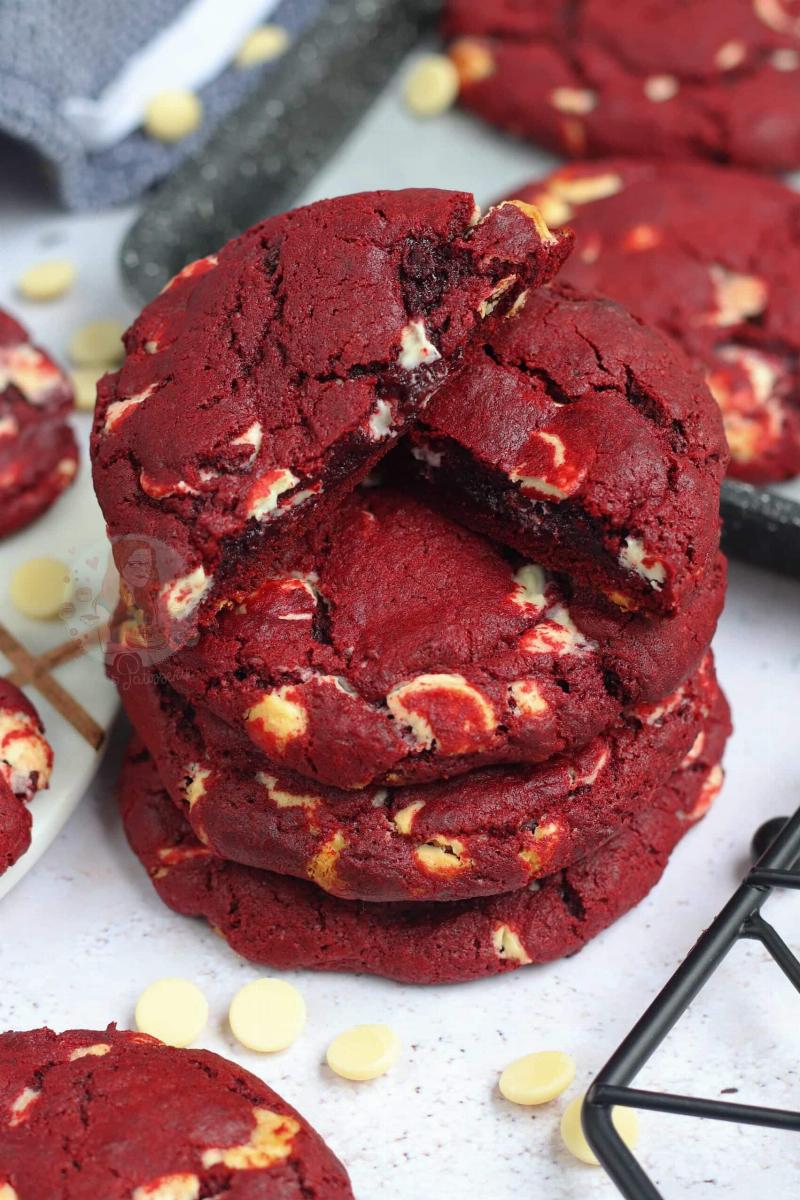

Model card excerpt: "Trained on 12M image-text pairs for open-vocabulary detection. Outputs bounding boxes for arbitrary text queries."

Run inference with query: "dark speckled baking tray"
[119,0,800,580]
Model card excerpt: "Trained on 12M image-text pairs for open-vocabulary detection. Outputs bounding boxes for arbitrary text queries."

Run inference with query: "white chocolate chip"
[257,772,318,810]
[478,274,516,318]
[144,89,203,142]
[69,318,125,368]
[69,1043,111,1061]
[135,978,208,1047]
[499,1051,576,1105]
[183,764,211,811]
[307,831,346,891]
[0,1187,20,1200]
[398,320,441,371]
[369,397,394,439]
[707,264,768,326]
[550,172,624,207]
[229,978,306,1052]
[202,1107,300,1168]
[246,467,300,520]
[10,556,73,620]
[619,537,667,590]
[492,924,532,964]
[415,835,470,874]
[0,707,51,799]
[754,0,800,36]
[104,383,157,432]
[231,420,263,462]
[326,1024,400,1081]
[393,799,425,834]
[17,258,76,302]
[8,1086,39,1127]
[404,54,460,117]
[715,40,747,69]
[622,224,662,252]
[160,566,212,620]
[410,442,442,469]
[510,431,586,500]
[386,672,496,752]
[133,1176,200,1200]
[550,86,597,114]
[561,1095,638,1165]
[511,564,548,611]
[644,74,679,102]
[162,255,218,293]
[235,24,290,68]
[449,37,496,86]
[509,679,549,718]
[246,686,308,749]
[0,343,65,404]
[519,604,592,656]
[771,47,800,69]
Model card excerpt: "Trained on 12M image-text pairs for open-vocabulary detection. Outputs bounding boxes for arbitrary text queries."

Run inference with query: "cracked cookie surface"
[444,0,800,171]
[406,284,727,617]
[91,189,569,648]
[0,1025,353,1198]
[120,701,729,983]
[505,160,800,482]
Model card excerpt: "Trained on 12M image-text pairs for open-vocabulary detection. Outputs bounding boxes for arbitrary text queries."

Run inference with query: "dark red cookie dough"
[147,482,725,790]
[91,190,570,646]
[114,638,727,902]
[0,309,78,538]
[505,160,800,483]
[120,712,728,984]
[444,0,800,171]
[0,681,52,876]
[0,1025,353,1198]
[407,284,727,617]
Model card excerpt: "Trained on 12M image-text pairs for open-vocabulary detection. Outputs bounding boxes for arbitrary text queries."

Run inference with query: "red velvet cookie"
[505,161,800,483]
[444,0,800,171]
[120,711,728,984]
[0,1025,353,1198]
[134,476,725,791]
[0,309,78,537]
[113,640,726,902]
[407,284,727,617]
[0,681,53,876]
[91,190,570,647]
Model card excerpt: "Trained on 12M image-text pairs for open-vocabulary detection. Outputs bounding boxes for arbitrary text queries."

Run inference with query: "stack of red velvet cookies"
[92,188,731,985]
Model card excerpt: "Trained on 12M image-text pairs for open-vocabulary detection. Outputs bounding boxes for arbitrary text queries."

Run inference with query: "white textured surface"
[1,54,800,1200]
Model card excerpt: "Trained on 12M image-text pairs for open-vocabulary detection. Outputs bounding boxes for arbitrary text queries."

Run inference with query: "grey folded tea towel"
[0,0,321,209]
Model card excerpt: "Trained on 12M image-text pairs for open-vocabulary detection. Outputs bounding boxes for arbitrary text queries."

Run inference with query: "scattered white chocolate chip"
[257,772,318,811]
[70,366,102,411]
[519,603,592,656]
[183,763,211,810]
[235,24,290,68]
[707,264,768,327]
[393,799,425,834]
[69,318,126,368]
[17,259,76,302]
[449,37,496,85]
[133,1175,200,1200]
[10,556,73,620]
[499,1051,576,1105]
[771,47,800,70]
[134,978,208,1047]
[9,1086,39,1126]
[619,537,666,590]
[0,1186,19,1200]
[160,566,212,621]
[561,1094,638,1165]
[202,1108,299,1168]
[715,40,747,70]
[492,924,531,964]
[144,89,203,142]
[369,397,394,439]
[246,686,308,749]
[246,467,300,520]
[550,86,597,114]
[398,320,441,370]
[404,54,460,117]
[326,1024,400,1081]
[509,679,549,718]
[69,1043,111,1061]
[104,383,156,432]
[307,830,346,891]
[550,172,624,206]
[644,74,679,102]
[754,0,800,36]
[0,707,52,799]
[386,672,496,752]
[415,835,470,874]
[229,978,306,1052]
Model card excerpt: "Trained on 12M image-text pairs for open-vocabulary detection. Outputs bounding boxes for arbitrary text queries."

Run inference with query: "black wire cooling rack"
[582,809,800,1198]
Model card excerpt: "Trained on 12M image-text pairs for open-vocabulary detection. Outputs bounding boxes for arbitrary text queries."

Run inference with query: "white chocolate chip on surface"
[8,1086,39,1127]
[160,566,212,621]
[415,835,470,874]
[386,672,496,753]
[449,37,496,85]
[398,320,441,370]
[134,978,209,1047]
[10,557,73,620]
[69,1043,111,1061]
[715,40,747,69]
[561,1094,638,1165]
[754,0,800,36]
[17,258,76,302]
[619,537,667,590]
[246,467,300,520]
[771,47,800,69]
[404,54,460,117]
[104,383,156,432]
[235,24,290,68]
[644,74,679,102]
[69,319,126,368]
[707,264,768,326]
[326,1024,400,1081]
[550,87,597,114]
[499,1050,576,1105]
[307,831,346,891]
[0,1187,20,1200]
[202,1107,300,1168]
[246,686,308,749]
[369,397,394,439]
[133,1175,200,1200]
[492,924,532,964]
[229,978,306,1052]
[393,799,425,834]
[509,679,549,718]
[144,89,203,143]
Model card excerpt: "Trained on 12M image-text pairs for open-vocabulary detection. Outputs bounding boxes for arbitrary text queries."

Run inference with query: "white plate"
[0,416,119,899]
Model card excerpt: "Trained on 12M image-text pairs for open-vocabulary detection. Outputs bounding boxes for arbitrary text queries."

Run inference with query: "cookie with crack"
[444,0,800,171]
[113,641,726,902]
[120,706,729,983]
[0,1025,353,1198]
[0,681,53,876]
[141,482,725,791]
[0,309,78,538]
[406,284,727,617]
[505,160,800,483]
[91,189,570,648]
